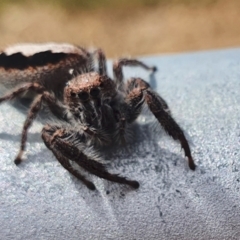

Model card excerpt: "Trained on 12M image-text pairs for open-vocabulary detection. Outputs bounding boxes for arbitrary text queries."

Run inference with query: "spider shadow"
[69,142,196,222]
[0,98,57,143]
[7,147,57,168]
[12,97,55,120]
[71,121,191,201]
[1,92,196,201]
[0,132,42,143]
[149,71,158,89]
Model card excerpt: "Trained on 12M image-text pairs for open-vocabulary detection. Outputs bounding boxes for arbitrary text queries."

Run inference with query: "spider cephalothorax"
[0,43,195,190]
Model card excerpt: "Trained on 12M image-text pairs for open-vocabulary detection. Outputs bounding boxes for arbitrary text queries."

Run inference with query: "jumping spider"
[0,43,195,190]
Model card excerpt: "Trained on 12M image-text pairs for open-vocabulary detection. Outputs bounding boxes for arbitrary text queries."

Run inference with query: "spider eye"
[78,91,89,101]
[90,88,100,97]
[70,92,76,97]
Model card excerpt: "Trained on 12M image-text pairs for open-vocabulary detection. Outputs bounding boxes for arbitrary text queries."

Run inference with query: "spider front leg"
[125,78,196,170]
[145,89,196,170]
[42,125,139,190]
[42,125,96,190]
[113,58,157,89]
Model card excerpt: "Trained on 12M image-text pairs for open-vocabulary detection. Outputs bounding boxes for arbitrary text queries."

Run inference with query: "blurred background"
[0,0,240,57]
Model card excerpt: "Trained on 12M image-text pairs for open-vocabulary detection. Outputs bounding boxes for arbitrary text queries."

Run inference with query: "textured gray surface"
[0,48,240,240]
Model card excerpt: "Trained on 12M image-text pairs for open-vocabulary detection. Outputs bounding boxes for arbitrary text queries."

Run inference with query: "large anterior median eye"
[78,91,89,101]
[70,92,76,97]
[90,88,100,97]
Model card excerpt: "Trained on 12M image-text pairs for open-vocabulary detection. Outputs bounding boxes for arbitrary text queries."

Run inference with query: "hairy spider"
[0,43,195,190]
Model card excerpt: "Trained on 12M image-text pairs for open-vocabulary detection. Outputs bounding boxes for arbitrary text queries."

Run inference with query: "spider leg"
[42,125,96,190]
[0,83,45,103]
[14,94,43,164]
[0,83,45,164]
[114,78,153,144]
[124,78,196,170]
[93,48,107,75]
[113,58,157,88]
[0,83,72,164]
[42,125,139,189]
[145,89,196,170]
[14,90,67,164]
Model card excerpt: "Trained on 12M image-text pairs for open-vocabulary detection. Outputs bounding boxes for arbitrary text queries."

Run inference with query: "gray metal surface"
[0,48,240,240]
